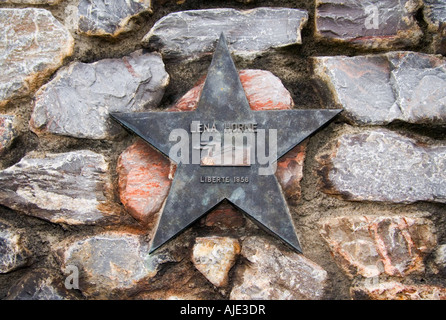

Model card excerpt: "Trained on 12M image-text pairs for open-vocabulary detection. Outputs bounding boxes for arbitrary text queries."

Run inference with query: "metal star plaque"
[111,34,341,253]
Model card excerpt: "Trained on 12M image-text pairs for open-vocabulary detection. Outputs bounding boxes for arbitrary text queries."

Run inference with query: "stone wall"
[0,0,445,300]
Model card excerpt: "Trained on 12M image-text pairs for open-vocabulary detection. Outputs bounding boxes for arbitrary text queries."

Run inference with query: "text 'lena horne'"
[168,120,277,175]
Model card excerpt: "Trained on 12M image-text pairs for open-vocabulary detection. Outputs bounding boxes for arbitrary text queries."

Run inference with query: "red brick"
[117,139,175,225]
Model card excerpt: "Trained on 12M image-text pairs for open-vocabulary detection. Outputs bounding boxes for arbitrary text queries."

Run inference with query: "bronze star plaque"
[111,34,341,253]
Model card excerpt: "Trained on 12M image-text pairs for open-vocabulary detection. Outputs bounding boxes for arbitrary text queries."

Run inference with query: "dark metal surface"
[111,34,341,253]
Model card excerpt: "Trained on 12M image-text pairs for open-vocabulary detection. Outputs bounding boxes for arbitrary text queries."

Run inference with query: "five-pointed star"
[111,34,341,253]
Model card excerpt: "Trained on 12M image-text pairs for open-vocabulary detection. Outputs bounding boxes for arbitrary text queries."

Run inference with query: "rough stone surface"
[388,52,446,124]
[192,237,240,287]
[201,201,246,229]
[0,150,121,225]
[315,0,423,49]
[58,232,176,299]
[230,236,328,300]
[313,52,446,125]
[0,8,74,107]
[5,268,79,300]
[351,281,446,300]
[0,221,32,273]
[0,115,17,154]
[423,0,446,54]
[316,129,446,203]
[429,244,446,275]
[424,0,446,31]
[142,8,308,61]
[30,51,169,140]
[118,69,304,225]
[319,215,437,278]
[77,0,152,37]
[238,69,295,110]
[117,139,175,226]
[276,142,307,205]
[132,259,222,300]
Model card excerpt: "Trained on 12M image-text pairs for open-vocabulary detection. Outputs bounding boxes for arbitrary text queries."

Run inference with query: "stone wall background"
[0,0,445,300]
